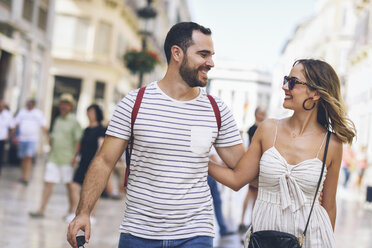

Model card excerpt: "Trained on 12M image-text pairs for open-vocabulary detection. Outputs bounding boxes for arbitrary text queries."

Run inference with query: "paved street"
[0,156,371,248]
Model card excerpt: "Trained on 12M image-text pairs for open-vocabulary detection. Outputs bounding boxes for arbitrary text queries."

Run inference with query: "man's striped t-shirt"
[106,81,242,240]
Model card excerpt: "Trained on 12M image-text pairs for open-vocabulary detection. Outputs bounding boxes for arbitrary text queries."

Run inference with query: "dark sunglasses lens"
[288,78,294,90]
[283,76,294,90]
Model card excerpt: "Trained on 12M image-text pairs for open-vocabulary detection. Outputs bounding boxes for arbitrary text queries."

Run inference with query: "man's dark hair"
[27,99,36,106]
[164,22,211,64]
[87,104,104,124]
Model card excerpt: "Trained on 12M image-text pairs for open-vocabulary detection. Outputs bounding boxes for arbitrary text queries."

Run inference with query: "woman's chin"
[282,102,293,110]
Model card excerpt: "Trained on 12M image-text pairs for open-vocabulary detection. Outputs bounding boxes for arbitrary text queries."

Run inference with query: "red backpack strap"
[124,86,146,187]
[207,94,221,132]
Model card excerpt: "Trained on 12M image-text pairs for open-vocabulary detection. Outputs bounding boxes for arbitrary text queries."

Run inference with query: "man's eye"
[200,53,207,58]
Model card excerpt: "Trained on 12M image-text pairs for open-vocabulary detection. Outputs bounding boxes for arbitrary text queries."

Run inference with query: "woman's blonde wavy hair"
[294,59,356,144]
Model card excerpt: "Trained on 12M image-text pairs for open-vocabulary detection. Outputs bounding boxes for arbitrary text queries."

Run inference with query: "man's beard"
[179,56,210,88]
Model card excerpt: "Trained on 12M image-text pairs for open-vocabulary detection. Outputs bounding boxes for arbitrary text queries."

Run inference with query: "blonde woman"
[209,59,356,247]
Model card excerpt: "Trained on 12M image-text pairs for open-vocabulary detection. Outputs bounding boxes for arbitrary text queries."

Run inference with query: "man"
[30,93,82,218]
[67,22,245,248]
[12,99,48,185]
[238,107,266,233]
[0,99,13,175]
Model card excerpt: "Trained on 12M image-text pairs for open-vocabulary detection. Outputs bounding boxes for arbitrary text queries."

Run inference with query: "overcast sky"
[188,0,317,69]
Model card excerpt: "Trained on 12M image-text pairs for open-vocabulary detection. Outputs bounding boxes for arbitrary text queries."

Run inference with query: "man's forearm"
[76,156,113,215]
[216,144,246,169]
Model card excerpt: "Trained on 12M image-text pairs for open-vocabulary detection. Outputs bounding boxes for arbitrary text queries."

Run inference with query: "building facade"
[0,0,55,115]
[347,0,372,150]
[207,60,272,142]
[49,0,191,126]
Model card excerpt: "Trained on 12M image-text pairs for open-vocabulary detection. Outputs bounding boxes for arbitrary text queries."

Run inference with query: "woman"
[66,104,106,223]
[209,59,355,247]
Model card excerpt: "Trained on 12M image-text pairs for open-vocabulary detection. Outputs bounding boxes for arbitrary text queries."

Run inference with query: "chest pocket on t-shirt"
[190,126,213,155]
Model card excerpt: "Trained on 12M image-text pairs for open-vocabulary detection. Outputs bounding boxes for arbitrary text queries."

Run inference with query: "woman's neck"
[89,121,99,127]
[287,110,322,137]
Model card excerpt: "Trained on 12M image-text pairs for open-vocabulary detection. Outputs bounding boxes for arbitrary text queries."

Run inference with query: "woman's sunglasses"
[283,76,308,90]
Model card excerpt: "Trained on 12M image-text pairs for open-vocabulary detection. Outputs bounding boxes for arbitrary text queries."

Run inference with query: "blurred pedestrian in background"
[11,99,48,185]
[0,99,14,176]
[239,107,266,233]
[30,93,82,218]
[356,145,367,188]
[66,104,106,223]
[341,145,354,187]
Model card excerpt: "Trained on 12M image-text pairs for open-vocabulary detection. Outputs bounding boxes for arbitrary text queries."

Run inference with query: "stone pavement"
[0,156,371,248]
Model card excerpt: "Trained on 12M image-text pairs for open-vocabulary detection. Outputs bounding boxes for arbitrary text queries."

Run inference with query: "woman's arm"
[209,123,265,191]
[321,134,343,230]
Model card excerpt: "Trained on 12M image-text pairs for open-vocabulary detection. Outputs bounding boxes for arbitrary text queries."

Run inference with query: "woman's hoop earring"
[302,97,316,111]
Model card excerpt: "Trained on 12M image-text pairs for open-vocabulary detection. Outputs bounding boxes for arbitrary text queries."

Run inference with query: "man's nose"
[206,57,214,68]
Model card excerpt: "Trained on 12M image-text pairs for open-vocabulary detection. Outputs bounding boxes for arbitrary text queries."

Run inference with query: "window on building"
[231,90,235,109]
[94,81,106,100]
[0,22,13,37]
[257,93,263,107]
[0,0,11,9]
[22,0,34,22]
[53,14,90,53]
[116,34,126,60]
[95,21,112,55]
[29,62,41,98]
[354,11,369,48]
[38,0,49,31]
[0,50,11,99]
[343,8,349,28]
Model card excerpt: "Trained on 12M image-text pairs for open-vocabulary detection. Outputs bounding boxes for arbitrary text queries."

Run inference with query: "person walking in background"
[341,145,354,187]
[11,99,48,185]
[30,93,82,218]
[0,99,14,175]
[356,145,367,188]
[208,147,235,238]
[238,107,266,233]
[65,104,106,223]
[67,22,246,248]
[209,59,356,247]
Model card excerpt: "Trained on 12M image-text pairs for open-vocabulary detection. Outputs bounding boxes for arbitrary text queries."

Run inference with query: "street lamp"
[137,0,157,88]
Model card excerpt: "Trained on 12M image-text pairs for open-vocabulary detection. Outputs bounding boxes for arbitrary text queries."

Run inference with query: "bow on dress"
[279,170,307,212]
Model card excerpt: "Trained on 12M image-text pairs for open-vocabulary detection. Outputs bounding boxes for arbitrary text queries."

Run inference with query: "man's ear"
[171,45,183,63]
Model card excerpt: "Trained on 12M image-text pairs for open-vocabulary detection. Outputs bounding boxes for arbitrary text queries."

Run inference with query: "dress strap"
[273,120,279,146]
[316,131,328,158]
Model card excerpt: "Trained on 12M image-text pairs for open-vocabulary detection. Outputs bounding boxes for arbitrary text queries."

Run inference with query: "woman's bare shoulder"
[255,118,281,139]
[324,132,343,169]
[259,118,286,131]
[329,132,343,154]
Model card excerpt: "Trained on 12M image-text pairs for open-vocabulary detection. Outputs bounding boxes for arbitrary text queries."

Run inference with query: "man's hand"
[71,156,79,167]
[67,214,91,248]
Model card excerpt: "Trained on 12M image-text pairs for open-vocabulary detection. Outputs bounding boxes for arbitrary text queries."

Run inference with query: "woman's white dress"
[247,125,335,248]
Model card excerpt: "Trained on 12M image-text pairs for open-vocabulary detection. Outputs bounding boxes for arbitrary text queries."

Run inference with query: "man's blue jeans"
[118,233,213,248]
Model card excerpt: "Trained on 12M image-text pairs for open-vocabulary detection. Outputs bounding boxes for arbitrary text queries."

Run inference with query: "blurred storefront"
[0,0,55,116]
[347,0,372,154]
[49,0,191,127]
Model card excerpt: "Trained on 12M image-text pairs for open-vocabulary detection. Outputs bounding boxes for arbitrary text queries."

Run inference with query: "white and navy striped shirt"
[106,82,242,240]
